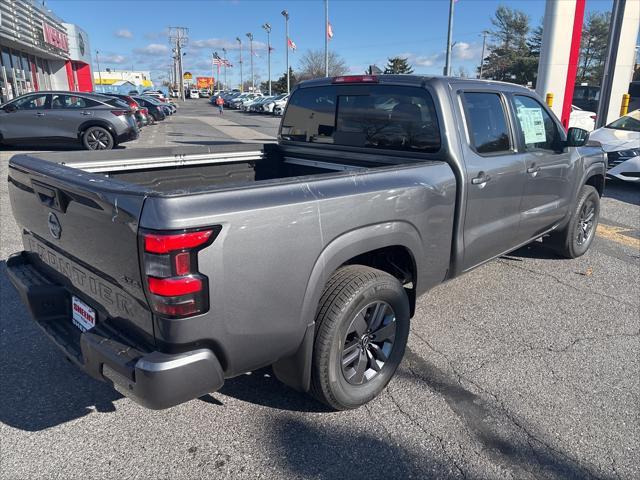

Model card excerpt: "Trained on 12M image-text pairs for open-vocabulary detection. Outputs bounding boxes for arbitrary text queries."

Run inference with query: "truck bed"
[16,144,432,194]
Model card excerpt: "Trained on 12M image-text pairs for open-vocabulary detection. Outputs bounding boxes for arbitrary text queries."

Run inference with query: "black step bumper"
[6,251,224,410]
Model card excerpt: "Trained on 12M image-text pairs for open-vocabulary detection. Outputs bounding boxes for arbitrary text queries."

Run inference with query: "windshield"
[606,110,640,132]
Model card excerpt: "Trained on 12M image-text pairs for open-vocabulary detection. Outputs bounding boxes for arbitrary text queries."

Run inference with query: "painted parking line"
[596,224,640,249]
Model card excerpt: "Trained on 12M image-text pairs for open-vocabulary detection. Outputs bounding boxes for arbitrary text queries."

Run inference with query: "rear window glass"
[462,92,511,154]
[106,98,129,108]
[281,85,440,152]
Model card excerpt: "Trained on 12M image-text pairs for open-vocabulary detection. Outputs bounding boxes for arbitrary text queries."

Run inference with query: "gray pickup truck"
[7,76,606,410]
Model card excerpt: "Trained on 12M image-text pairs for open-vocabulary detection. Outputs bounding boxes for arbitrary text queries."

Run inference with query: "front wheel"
[549,185,600,258]
[310,265,410,410]
[82,126,114,150]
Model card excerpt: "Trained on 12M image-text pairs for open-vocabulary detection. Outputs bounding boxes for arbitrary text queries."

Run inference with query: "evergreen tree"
[384,57,414,74]
[271,68,297,94]
[578,12,610,85]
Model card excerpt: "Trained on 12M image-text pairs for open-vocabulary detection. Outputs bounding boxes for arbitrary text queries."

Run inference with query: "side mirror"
[566,127,589,147]
[3,104,17,113]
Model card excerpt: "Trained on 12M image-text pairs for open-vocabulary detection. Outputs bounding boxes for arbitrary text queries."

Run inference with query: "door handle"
[471,172,492,185]
[35,112,45,116]
[81,111,93,116]
[527,164,541,174]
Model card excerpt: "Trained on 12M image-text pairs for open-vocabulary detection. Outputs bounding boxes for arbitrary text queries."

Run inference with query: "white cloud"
[452,42,481,61]
[133,44,170,56]
[190,38,267,51]
[114,29,133,39]
[100,54,127,64]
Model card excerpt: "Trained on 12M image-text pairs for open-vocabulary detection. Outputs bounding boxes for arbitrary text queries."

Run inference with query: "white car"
[143,90,167,101]
[589,110,640,183]
[569,105,596,131]
[189,89,200,99]
[263,94,288,113]
[170,89,179,98]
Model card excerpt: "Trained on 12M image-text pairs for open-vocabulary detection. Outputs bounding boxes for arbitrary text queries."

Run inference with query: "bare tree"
[297,49,348,81]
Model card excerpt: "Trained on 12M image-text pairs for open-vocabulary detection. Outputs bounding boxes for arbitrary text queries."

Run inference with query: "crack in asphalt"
[495,259,638,309]
[407,331,604,480]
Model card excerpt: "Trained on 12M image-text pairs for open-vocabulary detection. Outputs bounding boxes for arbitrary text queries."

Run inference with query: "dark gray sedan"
[0,91,139,150]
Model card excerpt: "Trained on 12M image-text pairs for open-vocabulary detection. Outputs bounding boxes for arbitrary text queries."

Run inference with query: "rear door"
[48,93,103,139]
[509,94,573,239]
[1,93,50,140]
[458,91,527,271]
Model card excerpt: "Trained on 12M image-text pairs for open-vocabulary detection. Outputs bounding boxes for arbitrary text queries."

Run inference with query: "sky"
[47,0,614,87]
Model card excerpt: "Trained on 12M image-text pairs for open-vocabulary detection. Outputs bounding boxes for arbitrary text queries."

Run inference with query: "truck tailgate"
[7,154,154,343]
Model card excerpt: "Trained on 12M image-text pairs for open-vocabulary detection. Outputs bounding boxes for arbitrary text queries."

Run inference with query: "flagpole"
[282,10,290,94]
[324,0,329,77]
[212,52,215,93]
[222,48,227,90]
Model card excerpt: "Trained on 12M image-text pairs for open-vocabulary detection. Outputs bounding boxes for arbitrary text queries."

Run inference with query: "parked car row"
[0,90,177,150]
[210,90,289,116]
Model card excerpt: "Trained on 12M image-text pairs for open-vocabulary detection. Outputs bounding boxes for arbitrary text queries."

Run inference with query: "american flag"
[213,54,232,67]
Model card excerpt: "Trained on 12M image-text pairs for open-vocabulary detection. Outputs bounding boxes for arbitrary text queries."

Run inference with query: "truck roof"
[296,74,533,93]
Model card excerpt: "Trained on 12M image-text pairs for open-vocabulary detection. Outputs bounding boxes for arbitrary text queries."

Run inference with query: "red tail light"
[332,75,378,84]
[590,115,597,120]
[140,226,221,318]
[111,110,129,116]
[140,108,148,115]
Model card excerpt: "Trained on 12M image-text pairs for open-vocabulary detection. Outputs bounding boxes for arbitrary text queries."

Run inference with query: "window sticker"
[518,107,546,144]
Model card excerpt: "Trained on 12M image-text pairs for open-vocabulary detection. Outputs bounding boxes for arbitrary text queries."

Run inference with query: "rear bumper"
[6,251,224,410]
[116,127,139,144]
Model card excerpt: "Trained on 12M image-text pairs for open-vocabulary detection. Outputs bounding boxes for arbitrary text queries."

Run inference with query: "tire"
[82,126,114,150]
[549,185,600,258]
[310,265,410,410]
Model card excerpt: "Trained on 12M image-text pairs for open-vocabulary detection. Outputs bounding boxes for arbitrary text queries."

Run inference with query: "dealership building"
[0,0,93,103]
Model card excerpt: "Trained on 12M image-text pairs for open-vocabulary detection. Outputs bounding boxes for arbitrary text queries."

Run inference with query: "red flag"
[327,22,333,39]
[287,37,297,51]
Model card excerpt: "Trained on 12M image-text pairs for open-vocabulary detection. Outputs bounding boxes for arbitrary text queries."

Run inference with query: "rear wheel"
[82,126,114,150]
[310,265,410,410]
[549,185,600,258]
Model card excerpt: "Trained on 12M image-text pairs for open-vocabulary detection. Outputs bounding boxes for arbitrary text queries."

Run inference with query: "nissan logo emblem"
[48,212,61,239]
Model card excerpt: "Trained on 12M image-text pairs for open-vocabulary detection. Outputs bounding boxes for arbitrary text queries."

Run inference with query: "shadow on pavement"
[396,347,606,479]
[0,263,122,432]
[270,416,453,479]
[217,368,331,413]
[604,179,640,206]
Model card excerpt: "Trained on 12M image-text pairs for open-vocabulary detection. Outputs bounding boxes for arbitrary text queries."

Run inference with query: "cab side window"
[512,95,561,152]
[51,95,99,109]
[12,94,48,110]
[462,92,511,154]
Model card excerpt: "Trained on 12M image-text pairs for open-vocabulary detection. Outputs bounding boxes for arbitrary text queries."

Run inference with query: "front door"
[1,93,50,140]
[459,91,527,271]
[510,94,574,240]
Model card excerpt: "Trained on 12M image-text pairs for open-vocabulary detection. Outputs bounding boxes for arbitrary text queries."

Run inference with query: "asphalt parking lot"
[1,99,638,479]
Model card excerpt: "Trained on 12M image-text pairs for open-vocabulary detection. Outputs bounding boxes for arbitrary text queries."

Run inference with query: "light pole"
[444,0,455,76]
[478,31,488,79]
[324,0,329,77]
[236,37,243,92]
[222,47,228,90]
[262,23,272,95]
[246,32,254,91]
[95,50,102,90]
[281,10,290,93]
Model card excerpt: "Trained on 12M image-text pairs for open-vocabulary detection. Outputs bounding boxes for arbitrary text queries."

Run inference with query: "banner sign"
[197,77,214,89]
[42,22,69,52]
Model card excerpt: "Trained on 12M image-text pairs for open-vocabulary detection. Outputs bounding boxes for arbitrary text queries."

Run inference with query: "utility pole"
[95,50,102,89]
[324,0,329,77]
[262,23,272,95]
[444,0,455,76]
[246,32,254,91]
[236,37,243,92]
[478,31,488,79]
[222,47,228,90]
[281,10,290,93]
[169,27,188,101]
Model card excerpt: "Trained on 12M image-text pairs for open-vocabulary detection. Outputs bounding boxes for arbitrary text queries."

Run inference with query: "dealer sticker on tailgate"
[72,296,96,332]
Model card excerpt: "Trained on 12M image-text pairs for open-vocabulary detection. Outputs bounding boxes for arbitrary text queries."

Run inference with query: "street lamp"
[281,10,290,93]
[262,23,272,95]
[246,32,254,91]
[95,50,102,90]
[236,37,243,92]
